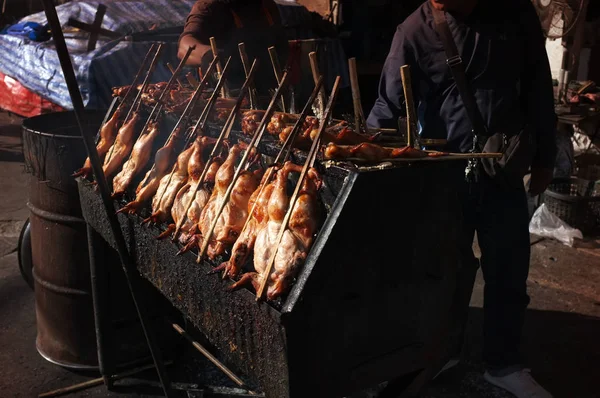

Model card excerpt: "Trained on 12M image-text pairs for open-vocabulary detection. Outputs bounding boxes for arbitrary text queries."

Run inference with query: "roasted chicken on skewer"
[215,166,277,279]
[270,166,321,299]
[117,127,186,215]
[229,161,297,295]
[73,109,122,178]
[158,151,223,244]
[324,142,432,162]
[195,144,243,258]
[111,120,161,197]
[143,141,196,225]
[102,112,141,182]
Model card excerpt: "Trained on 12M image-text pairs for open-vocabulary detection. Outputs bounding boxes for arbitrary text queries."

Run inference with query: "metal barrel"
[22,110,105,369]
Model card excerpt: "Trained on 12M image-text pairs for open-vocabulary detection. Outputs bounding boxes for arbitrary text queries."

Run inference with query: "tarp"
[0,0,195,110]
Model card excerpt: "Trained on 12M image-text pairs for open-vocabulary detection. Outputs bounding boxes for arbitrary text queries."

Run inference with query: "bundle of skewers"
[75,40,502,303]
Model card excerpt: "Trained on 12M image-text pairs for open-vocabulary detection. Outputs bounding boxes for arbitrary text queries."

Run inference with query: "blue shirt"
[367,0,557,168]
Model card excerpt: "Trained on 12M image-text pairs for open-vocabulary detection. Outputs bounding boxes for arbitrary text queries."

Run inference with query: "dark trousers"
[457,176,531,373]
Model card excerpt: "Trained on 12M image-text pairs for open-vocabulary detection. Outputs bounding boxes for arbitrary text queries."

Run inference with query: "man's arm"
[178,0,231,66]
[366,26,416,129]
[520,0,557,170]
[519,0,557,195]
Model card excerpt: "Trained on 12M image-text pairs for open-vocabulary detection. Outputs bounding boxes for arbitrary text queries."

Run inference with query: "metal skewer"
[349,57,366,133]
[268,46,286,112]
[129,57,219,191]
[137,45,196,141]
[309,51,326,119]
[256,76,341,301]
[103,43,164,171]
[114,43,158,115]
[197,71,289,262]
[125,44,164,125]
[210,36,230,98]
[236,76,325,252]
[172,60,259,241]
[150,57,232,212]
[167,62,186,88]
[221,76,325,280]
[238,42,258,109]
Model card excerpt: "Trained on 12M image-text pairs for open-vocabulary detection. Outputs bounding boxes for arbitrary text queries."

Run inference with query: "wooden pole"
[348,57,365,133]
[210,36,229,98]
[238,42,258,109]
[308,51,326,118]
[268,46,287,112]
[400,65,417,148]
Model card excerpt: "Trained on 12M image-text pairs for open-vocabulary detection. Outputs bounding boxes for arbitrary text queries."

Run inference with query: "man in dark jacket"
[368,1,556,397]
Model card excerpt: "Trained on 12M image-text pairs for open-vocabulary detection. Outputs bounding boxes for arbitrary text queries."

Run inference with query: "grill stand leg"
[88,224,114,389]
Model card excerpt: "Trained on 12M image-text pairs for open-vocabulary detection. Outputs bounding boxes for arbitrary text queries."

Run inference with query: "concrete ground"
[1,111,599,397]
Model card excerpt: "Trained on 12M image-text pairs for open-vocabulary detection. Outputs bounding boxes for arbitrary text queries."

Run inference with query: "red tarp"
[0,71,63,117]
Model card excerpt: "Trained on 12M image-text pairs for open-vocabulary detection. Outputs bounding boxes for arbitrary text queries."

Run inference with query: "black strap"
[432,8,488,138]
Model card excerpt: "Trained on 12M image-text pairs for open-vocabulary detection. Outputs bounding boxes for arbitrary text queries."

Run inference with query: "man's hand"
[178,35,211,66]
[528,167,554,196]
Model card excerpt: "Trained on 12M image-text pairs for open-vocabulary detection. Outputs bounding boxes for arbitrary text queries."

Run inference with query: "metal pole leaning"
[40,1,174,396]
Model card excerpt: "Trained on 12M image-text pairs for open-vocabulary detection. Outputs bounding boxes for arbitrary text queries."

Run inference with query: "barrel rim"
[22,110,107,140]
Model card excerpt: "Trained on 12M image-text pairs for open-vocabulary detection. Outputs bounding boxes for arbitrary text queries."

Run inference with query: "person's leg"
[477,178,553,397]
[477,178,531,373]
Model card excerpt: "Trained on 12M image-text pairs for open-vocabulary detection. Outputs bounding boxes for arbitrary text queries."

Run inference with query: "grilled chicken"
[241,110,265,136]
[230,161,295,294]
[173,158,222,253]
[143,142,195,224]
[267,113,295,135]
[216,166,277,279]
[156,137,218,241]
[196,144,242,257]
[112,120,161,197]
[117,128,185,215]
[73,110,121,178]
[269,167,321,299]
[324,143,430,162]
[102,113,141,182]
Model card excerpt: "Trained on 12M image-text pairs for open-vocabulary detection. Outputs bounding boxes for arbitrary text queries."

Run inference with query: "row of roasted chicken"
[74,107,321,301]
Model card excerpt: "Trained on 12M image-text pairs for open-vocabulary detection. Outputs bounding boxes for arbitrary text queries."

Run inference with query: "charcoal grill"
[78,155,465,397]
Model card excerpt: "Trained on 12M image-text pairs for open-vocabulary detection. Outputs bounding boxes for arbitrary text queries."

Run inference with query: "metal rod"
[152,57,232,212]
[167,62,185,87]
[137,57,220,190]
[139,45,196,138]
[210,36,230,98]
[268,46,286,112]
[171,323,251,390]
[256,76,341,301]
[309,51,326,119]
[198,71,289,262]
[87,225,113,389]
[238,42,257,109]
[400,65,417,148]
[126,43,164,125]
[186,72,199,88]
[38,361,174,398]
[173,60,259,241]
[39,2,174,396]
[115,43,157,115]
[348,57,365,133]
[233,76,324,268]
[104,44,164,169]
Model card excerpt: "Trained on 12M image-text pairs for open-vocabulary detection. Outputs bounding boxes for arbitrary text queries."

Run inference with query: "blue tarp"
[0,0,195,109]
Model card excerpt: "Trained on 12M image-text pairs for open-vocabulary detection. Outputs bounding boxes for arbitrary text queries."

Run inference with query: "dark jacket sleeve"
[519,0,557,169]
[180,0,233,45]
[366,26,416,129]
